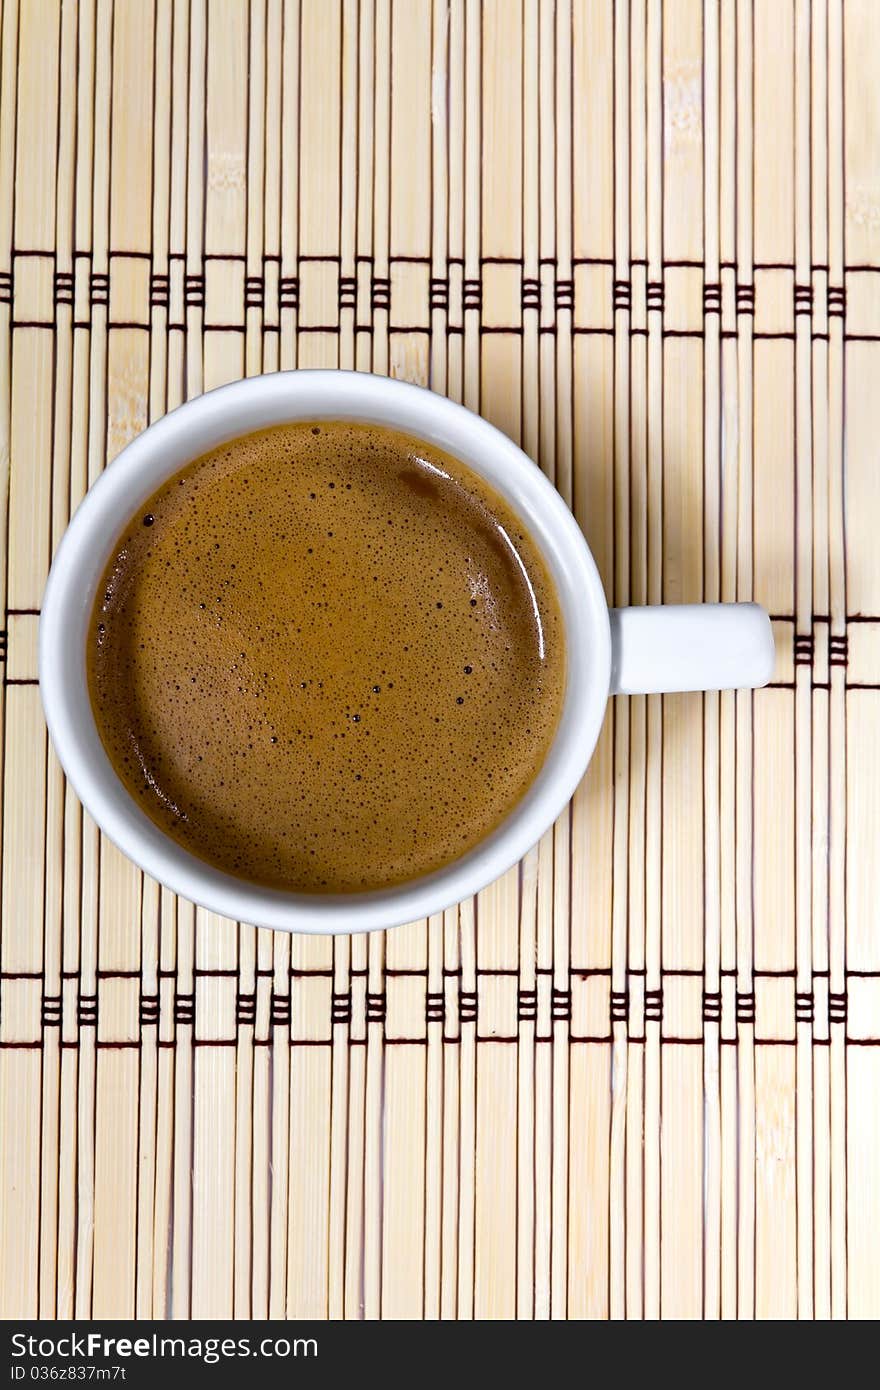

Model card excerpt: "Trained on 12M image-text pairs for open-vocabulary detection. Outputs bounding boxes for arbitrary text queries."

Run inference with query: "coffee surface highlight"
[88,421,565,892]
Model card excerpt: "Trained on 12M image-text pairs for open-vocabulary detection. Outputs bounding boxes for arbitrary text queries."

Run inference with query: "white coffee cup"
[40,371,774,934]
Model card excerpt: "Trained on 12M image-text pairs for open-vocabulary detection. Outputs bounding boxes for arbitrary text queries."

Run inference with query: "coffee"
[87,421,565,893]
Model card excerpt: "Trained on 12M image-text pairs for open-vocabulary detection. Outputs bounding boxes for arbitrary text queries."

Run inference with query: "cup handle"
[608,602,775,695]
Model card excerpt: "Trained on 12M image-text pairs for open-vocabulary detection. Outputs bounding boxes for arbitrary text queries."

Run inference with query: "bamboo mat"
[0,0,878,1322]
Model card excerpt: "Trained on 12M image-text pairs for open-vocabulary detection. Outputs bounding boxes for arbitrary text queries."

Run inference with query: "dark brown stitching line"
[5,249,879,269]
[0,969,811,994]
[5,1036,877,1049]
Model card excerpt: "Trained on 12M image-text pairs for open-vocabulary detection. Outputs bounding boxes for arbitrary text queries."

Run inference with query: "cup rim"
[39,371,611,933]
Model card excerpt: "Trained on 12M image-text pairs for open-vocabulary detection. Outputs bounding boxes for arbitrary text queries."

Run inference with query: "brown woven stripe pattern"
[1,0,878,1320]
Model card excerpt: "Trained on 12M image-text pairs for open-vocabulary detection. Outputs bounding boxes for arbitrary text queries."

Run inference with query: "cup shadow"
[521,364,784,808]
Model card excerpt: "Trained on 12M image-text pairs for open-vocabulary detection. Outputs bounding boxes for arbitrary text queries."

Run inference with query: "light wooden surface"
[0,0,878,1320]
